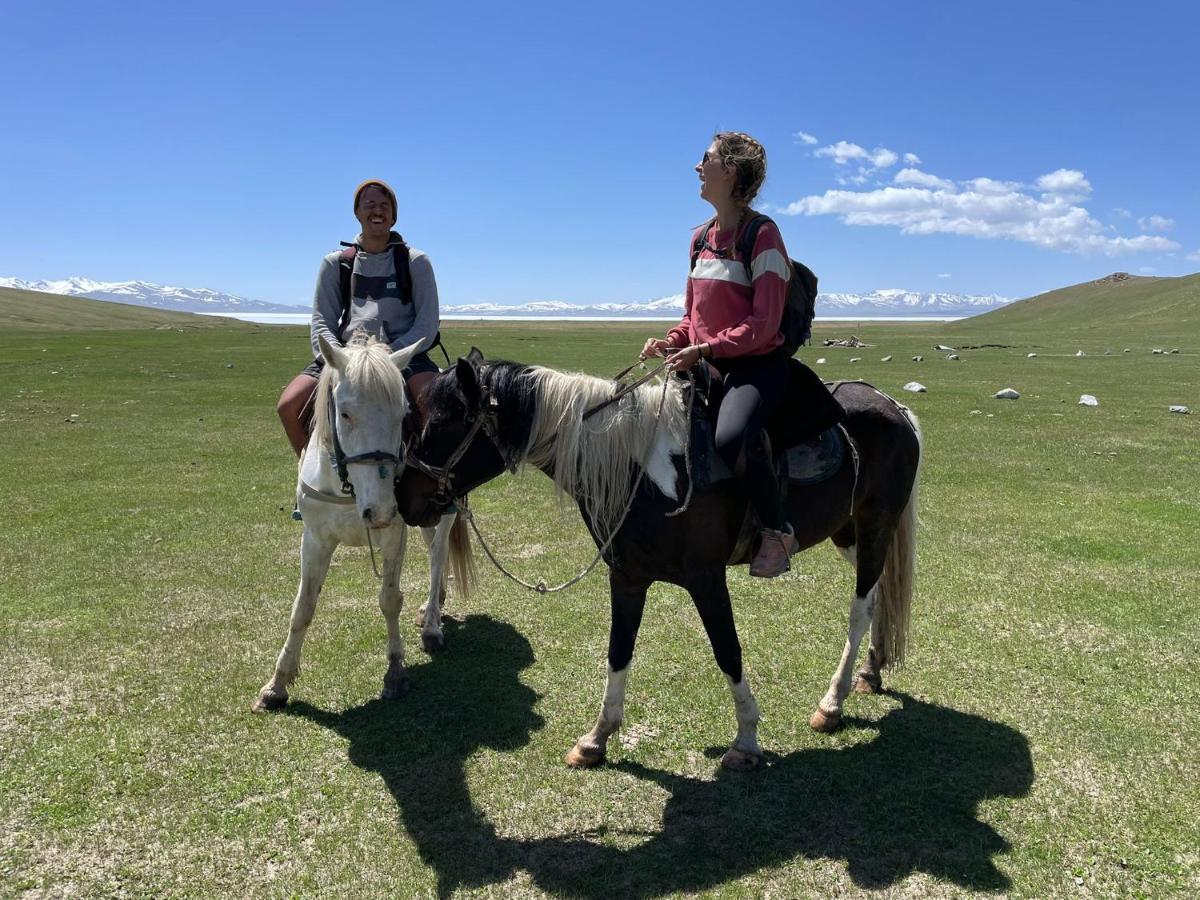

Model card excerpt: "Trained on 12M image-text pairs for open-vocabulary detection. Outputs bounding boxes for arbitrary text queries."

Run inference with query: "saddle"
[686,357,847,490]
[683,358,849,565]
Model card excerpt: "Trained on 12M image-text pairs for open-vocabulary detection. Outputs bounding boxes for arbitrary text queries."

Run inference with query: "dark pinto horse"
[398,349,923,770]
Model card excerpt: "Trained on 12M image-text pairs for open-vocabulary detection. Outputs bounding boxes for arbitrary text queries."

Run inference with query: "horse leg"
[688,571,763,770]
[415,513,454,653]
[565,568,648,769]
[378,525,411,699]
[834,540,884,694]
[811,536,887,732]
[854,615,887,695]
[253,529,336,712]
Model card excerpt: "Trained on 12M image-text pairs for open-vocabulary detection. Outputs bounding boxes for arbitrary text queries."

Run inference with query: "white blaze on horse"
[398,350,921,769]
[253,334,473,713]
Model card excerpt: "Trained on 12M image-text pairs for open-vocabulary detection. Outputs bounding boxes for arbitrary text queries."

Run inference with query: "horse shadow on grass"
[523,692,1035,897]
[287,616,1034,897]
[286,614,544,896]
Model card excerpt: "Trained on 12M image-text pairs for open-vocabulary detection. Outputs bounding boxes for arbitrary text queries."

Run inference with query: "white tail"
[876,409,922,668]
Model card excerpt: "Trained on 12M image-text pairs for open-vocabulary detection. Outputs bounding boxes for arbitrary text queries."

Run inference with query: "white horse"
[253,334,473,712]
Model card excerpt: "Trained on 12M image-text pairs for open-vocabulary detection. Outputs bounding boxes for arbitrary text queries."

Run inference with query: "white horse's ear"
[318,334,348,371]
[389,339,425,372]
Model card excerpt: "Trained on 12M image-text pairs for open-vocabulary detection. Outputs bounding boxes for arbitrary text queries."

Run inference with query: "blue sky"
[2,0,1197,307]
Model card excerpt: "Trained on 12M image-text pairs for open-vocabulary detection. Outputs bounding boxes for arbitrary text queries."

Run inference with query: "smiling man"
[276,179,442,457]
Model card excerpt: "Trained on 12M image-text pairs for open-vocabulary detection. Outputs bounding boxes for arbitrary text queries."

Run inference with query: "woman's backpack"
[691,214,818,355]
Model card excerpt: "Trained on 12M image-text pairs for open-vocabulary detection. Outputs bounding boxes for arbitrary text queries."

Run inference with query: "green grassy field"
[1,283,1198,898]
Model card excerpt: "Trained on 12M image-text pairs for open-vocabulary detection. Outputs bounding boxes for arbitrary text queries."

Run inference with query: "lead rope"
[365,522,384,579]
[664,369,697,517]
[464,370,676,594]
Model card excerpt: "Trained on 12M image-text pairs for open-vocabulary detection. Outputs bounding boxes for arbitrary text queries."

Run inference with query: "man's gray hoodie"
[309,232,439,359]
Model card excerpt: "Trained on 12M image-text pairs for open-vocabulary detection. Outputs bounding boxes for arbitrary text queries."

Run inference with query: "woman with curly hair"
[642,132,798,577]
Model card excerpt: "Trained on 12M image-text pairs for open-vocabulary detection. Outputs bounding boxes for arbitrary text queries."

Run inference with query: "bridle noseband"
[328,391,404,498]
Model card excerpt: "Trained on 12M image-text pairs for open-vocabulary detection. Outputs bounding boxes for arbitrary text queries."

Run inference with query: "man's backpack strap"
[336,244,357,336]
[389,232,413,307]
[336,232,414,336]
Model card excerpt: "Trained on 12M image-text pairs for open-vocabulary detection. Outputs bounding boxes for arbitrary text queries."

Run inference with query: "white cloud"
[780,178,1181,257]
[1187,249,1200,262]
[1138,215,1175,233]
[1035,168,1092,201]
[894,168,956,191]
[795,131,819,145]
[904,152,921,165]
[815,141,870,165]
[815,141,898,170]
[1138,266,1157,274]
[870,148,898,169]
[964,177,1025,195]
[1112,207,1132,219]
[938,272,952,278]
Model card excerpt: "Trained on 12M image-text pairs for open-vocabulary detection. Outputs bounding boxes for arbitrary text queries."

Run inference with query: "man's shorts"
[300,350,440,380]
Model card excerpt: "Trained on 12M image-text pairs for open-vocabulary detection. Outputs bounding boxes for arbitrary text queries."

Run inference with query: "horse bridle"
[327,392,404,498]
[405,383,507,509]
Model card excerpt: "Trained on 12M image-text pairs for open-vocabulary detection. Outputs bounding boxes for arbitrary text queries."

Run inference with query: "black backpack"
[690,214,818,355]
[336,232,449,365]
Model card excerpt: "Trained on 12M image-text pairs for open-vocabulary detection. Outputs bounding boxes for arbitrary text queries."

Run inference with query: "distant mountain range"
[0,277,295,313]
[443,289,1013,318]
[0,276,1013,318]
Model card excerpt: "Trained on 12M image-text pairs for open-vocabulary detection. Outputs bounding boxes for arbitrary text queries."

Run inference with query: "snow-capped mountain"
[0,276,299,313]
[443,290,1011,318]
[816,289,1012,315]
[2,275,1012,319]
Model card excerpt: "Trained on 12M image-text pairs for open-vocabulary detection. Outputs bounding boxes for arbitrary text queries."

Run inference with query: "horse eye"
[340,412,351,421]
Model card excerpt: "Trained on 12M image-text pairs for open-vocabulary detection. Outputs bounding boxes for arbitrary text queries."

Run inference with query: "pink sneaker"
[749,528,799,578]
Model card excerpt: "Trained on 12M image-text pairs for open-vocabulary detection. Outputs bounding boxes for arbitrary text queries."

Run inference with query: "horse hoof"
[252,690,287,713]
[853,672,882,694]
[809,707,841,732]
[421,633,445,654]
[382,674,410,700]
[564,742,605,769]
[720,747,763,771]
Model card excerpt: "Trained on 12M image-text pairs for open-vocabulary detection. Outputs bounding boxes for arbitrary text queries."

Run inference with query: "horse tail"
[448,509,477,598]
[877,407,922,669]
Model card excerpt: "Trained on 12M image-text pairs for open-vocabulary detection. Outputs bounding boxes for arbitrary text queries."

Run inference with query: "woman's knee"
[714,428,745,470]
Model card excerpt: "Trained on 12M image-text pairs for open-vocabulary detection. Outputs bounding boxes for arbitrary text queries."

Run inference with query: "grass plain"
[1,283,1198,898]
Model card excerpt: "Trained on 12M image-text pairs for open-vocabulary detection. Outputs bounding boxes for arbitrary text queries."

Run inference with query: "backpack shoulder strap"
[736,213,773,282]
[689,217,716,271]
[336,243,357,336]
[389,231,413,304]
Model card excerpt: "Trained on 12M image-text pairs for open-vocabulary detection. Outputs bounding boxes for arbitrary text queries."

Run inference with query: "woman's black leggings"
[711,349,789,531]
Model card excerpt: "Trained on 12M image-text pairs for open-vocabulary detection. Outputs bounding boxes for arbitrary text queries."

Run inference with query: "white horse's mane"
[312,336,408,452]
[521,367,688,543]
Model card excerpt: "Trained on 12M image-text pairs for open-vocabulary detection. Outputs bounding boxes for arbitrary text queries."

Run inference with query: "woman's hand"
[641,337,671,360]
[666,345,706,373]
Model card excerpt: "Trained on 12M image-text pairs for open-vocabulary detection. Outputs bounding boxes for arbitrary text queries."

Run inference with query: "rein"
[581,348,685,422]
[465,359,686,593]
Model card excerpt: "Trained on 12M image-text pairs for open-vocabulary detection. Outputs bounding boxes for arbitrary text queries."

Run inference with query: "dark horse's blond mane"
[520,367,688,545]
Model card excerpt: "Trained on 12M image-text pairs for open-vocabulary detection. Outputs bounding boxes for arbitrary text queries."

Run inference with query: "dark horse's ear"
[455,353,482,411]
